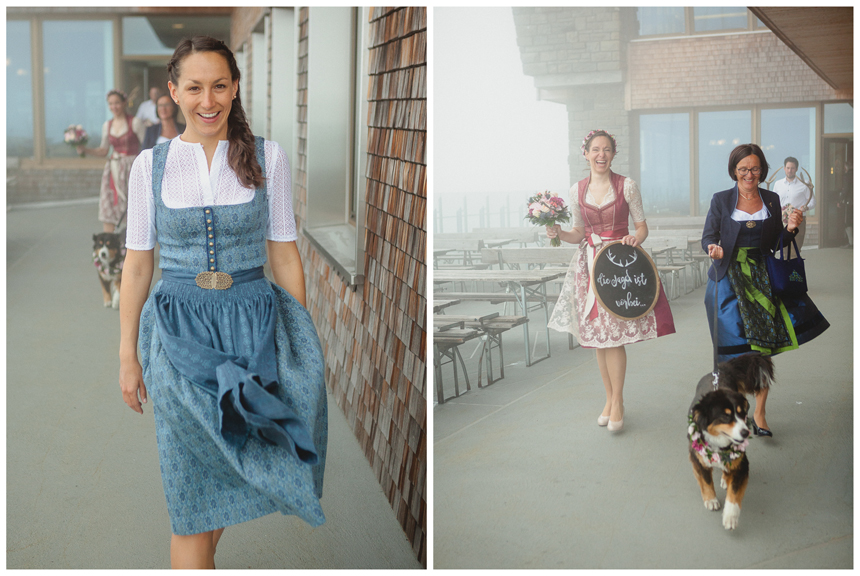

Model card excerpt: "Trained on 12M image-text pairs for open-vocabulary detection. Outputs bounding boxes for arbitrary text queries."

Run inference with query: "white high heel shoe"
[597,415,610,426]
[607,418,624,432]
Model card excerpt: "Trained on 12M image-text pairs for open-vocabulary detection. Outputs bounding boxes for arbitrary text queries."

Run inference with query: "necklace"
[739,190,757,201]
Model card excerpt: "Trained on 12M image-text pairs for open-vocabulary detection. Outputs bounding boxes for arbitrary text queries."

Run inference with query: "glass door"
[820,137,853,248]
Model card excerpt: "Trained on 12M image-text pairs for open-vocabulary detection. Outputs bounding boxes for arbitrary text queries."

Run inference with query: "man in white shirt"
[135,86,161,127]
[773,156,814,248]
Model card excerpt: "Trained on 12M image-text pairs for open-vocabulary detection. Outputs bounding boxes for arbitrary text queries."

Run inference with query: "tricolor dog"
[93,230,126,309]
[688,353,774,530]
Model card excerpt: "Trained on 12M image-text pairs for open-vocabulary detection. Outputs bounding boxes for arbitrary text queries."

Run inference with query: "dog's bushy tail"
[720,353,775,395]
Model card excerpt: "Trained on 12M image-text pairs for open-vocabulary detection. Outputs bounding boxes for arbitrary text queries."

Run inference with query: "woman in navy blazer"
[141,94,184,151]
[702,143,829,437]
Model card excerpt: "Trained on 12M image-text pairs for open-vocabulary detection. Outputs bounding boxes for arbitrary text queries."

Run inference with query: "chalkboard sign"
[592,242,660,320]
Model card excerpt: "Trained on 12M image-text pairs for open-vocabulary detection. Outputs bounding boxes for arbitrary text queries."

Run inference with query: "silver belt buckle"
[195,271,233,290]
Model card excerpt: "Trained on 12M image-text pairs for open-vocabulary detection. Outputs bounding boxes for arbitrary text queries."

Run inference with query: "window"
[824,103,853,135]
[636,7,685,36]
[697,110,751,214]
[693,7,748,33]
[43,20,114,158]
[270,8,297,163]
[635,7,758,38]
[761,107,816,213]
[303,7,369,286]
[639,113,690,216]
[7,20,34,157]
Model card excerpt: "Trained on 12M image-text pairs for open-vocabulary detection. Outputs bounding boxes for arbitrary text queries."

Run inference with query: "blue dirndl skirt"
[705,248,829,363]
[139,274,327,535]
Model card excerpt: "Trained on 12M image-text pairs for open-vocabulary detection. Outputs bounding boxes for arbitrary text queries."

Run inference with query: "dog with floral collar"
[688,353,774,530]
[93,230,126,309]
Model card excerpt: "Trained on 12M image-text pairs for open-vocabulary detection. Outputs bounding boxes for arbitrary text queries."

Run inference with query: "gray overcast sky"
[434,7,571,200]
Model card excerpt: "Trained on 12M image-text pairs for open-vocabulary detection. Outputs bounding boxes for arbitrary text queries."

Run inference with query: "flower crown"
[581,129,618,157]
[107,89,128,102]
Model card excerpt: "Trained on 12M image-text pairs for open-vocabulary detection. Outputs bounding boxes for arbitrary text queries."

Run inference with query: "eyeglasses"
[736,167,762,176]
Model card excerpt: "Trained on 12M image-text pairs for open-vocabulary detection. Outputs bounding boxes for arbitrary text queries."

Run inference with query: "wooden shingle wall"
[294,7,427,566]
[628,33,844,109]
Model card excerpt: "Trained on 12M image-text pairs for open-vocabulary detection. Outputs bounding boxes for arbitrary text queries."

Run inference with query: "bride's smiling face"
[586,135,615,174]
[168,51,238,143]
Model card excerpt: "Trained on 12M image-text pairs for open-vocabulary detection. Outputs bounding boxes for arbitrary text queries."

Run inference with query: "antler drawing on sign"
[607,247,637,268]
[796,167,815,210]
[764,165,784,191]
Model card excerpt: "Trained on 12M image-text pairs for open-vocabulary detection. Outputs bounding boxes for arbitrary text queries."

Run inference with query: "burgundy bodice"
[577,171,629,238]
[108,115,141,156]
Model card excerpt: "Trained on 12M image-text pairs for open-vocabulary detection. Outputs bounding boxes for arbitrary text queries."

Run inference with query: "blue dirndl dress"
[705,216,829,363]
[138,138,327,535]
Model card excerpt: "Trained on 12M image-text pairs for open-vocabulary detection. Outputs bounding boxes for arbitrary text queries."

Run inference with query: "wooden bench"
[434,313,529,387]
[433,327,481,404]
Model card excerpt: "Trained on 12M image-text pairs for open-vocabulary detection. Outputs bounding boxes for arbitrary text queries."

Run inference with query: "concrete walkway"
[434,245,852,569]
[6,201,421,569]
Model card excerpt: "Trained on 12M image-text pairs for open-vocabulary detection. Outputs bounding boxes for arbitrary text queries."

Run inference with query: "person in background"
[141,94,185,151]
[837,158,853,246]
[135,86,162,127]
[703,144,829,438]
[773,156,814,248]
[77,89,145,232]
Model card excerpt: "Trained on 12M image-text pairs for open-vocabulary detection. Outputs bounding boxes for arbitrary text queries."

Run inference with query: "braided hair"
[167,36,263,189]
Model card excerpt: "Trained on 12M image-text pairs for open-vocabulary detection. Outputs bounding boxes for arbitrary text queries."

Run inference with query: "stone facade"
[293,7,427,565]
[513,7,630,181]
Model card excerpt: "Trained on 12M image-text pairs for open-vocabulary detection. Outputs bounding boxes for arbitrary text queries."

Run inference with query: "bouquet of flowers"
[64,125,89,157]
[525,190,571,247]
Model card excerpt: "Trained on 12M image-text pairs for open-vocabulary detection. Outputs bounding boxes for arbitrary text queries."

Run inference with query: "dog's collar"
[687,413,750,465]
[93,248,126,275]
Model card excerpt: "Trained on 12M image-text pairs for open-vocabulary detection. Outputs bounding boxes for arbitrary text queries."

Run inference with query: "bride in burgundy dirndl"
[546,130,675,432]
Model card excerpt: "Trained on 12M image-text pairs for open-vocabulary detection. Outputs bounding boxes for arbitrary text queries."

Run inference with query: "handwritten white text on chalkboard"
[595,271,649,290]
[615,292,645,310]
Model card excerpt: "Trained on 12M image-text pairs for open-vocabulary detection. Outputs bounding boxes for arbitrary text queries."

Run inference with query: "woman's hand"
[119,357,148,414]
[707,244,723,260]
[545,224,561,241]
[621,234,639,247]
[786,208,803,232]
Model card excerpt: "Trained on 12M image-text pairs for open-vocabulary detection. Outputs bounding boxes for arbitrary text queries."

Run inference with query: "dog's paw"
[720,475,727,490]
[111,290,120,309]
[704,498,721,511]
[103,300,112,308]
[722,501,740,530]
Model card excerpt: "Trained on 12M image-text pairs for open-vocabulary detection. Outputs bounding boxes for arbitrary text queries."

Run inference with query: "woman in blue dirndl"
[119,37,326,568]
[702,143,829,438]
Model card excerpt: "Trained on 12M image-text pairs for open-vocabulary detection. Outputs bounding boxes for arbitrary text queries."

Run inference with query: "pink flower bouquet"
[525,190,571,247]
[64,124,89,157]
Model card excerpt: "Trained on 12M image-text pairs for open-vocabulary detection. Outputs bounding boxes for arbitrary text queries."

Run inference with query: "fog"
[434,7,571,232]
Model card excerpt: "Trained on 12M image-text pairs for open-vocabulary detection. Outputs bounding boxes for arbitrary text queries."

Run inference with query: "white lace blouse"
[571,177,647,228]
[125,137,297,250]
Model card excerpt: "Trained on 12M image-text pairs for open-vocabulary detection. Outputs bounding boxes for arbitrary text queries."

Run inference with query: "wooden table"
[434,269,565,366]
[434,238,515,266]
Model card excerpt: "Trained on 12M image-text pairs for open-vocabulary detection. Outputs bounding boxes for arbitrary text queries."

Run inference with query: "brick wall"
[294,7,427,566]
[7,167,103,204]
[628,32,843,109]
